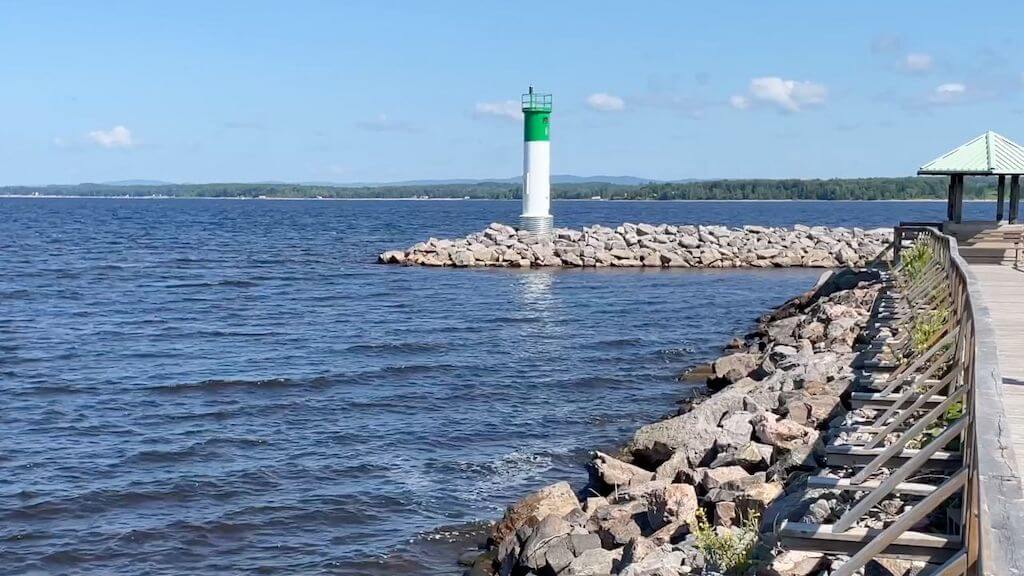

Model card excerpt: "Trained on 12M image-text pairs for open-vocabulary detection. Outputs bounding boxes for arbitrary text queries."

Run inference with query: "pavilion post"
[950,172,958,222]
[947,176,956,221]
[997,175,1006,222]
[1011,175,1021,224]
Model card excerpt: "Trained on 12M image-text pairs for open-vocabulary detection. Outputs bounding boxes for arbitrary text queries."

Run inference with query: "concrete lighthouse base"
[518,215,554,237]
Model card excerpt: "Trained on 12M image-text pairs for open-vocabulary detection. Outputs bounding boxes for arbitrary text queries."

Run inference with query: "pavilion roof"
[918,131,1024,176]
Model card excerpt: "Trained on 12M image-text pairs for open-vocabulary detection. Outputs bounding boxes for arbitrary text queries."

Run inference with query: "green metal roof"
[919,131,1024,175]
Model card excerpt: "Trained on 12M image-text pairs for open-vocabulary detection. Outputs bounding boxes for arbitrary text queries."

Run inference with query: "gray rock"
[570,532,603,556]
[626,378,779,467]
[561,253,584,266]
[451,250,475,267]
[543,535,576,573]
[519,515,572,570]
[660,251,688,267]
[378,250,406,264]
[588,502,643,548]
[678,235,700,249]
[589,451,654,489]
[717,411,755,448]
[644,482,698,533]
[701,466,750,491]
[714,501,737,527]
[564,548,618,576]
[710,441,773,470]
[492,481,581,547]
[620,543,687,576]
[710,353,760,386]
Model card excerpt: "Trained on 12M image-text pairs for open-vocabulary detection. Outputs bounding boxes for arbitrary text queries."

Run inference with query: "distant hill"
[101,179,175,186]
[0,176,999,200]
[301,175,659,187]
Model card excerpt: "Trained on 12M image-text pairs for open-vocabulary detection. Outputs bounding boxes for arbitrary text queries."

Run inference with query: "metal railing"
[778,225,1024,574]
[892,225,1024,574]
[521,92,552,111]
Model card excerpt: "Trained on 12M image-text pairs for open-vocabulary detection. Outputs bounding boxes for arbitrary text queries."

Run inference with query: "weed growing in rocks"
[692,507,759,575]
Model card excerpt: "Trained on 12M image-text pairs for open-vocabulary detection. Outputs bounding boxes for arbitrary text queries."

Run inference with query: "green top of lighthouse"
[522,87,551,142]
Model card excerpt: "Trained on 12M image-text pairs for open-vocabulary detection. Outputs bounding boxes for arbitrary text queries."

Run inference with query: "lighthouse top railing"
[522,92,552,112]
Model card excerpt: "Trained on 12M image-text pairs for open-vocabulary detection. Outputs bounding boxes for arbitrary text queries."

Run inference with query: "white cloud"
[473,100,521,120]
[88,125,135,148]
[586,92,625,112]
[929,82,967,104]
[903,53,933,72]
[738,77,827,113]
[728,95,750,110]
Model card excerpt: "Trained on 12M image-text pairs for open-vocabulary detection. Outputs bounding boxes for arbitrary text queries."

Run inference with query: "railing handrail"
[895,225,1024,575]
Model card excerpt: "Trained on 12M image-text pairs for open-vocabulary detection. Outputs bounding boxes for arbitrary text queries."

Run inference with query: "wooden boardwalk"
[969,263,1024,474]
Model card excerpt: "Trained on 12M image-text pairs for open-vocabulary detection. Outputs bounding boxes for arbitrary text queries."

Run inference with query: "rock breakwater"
[380,223,891,269]
[461,267,887,576]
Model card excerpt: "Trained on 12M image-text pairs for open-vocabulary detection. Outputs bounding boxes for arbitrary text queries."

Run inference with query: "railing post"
[894,226,904,265]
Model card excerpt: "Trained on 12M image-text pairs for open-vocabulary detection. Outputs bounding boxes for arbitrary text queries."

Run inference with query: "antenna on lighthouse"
[520,88,552,236]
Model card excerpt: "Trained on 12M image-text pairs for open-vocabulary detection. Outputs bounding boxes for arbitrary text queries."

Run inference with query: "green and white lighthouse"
[521,87,553,235]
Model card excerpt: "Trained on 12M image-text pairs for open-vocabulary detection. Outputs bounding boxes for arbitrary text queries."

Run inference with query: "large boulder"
[736,481,784,516]
[589,451,655,491]
[644,483,698,536]
[518,515,572,571]
[717,411,755,448]
[491,481,581,546]
[587,501,644,548]
[702,466,751,491]
[625,378,779,468]
[709,441,773,471]
[780,389,844,426]
[564,547,620,576]
[710,353,760,387]
[619,540,687,576]
[753,413,818,450]
[378,250,406,264]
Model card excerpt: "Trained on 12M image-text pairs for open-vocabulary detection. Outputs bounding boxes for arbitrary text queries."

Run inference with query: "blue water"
[0,198,1002,575]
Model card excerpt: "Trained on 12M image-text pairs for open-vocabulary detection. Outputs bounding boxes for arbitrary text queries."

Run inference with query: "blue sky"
[3,1,1023,185]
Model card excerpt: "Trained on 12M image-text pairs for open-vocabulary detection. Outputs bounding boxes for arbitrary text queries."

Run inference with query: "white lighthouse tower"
[520,87,553,235]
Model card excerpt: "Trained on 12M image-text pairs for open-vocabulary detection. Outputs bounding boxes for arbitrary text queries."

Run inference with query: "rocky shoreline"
[379,223,891,269]
[460,265,893,576]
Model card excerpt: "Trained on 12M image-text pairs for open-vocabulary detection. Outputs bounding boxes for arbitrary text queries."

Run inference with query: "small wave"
[165,279,260,288]
[378,363,459,377]
[592,337,646,349]
[454,450,554,483]
[148,377,297,394]
[122,437,267,465]
[485,315,542,325]
[344,341,449,354]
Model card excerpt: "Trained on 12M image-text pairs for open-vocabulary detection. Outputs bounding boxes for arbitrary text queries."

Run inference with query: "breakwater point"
[379,223,891,269]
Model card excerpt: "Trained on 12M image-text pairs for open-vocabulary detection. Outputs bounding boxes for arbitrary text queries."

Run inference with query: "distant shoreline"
[0,195,967,203]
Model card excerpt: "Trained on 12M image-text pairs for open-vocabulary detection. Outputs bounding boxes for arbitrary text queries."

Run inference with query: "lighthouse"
[520,87,553,235]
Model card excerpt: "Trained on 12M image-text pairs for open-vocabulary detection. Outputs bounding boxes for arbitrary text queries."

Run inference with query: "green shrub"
[899,241,933,284]
[908,399,964,449]
[693,507,760,575]
[911,308,949,353]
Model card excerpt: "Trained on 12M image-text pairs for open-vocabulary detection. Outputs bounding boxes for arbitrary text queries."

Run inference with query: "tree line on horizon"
[0,177,998,201]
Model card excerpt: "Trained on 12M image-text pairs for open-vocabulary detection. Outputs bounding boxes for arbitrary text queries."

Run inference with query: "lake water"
[0,199,1000,575]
